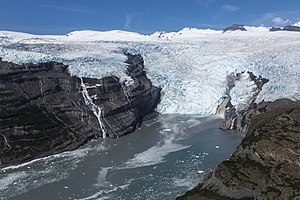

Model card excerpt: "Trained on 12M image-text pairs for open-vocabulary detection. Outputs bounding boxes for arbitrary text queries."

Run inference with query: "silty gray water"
[1,114,243,200]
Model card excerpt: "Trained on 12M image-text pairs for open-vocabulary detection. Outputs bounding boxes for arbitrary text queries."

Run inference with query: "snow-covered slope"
[150,28,221,40]
[1,27,300,115]
[294,21,300,27]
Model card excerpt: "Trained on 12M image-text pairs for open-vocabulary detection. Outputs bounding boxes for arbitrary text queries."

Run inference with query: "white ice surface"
[294,21,300,27]
[1,28,300,115]
[230,72,258,111]
[121,131,190,168]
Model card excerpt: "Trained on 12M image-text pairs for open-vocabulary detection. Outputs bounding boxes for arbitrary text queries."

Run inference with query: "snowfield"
[1,27,300,115]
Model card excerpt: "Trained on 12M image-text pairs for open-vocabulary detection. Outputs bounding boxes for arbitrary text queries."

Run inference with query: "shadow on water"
[1,114,243,200]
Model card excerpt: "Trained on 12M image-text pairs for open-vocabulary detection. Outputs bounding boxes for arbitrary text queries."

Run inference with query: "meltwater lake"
[1,114,243,200]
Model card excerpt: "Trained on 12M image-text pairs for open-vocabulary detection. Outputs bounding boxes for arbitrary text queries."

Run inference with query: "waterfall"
[80,77,107,138]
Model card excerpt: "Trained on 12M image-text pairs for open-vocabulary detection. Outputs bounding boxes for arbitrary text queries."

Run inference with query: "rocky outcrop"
[217,71,269,133]
[177,99,300,200]
[283,25,300,32]
[269,25,300,32]
[270,27,282,32]
[0,53,161,167]
[223,24,246,33]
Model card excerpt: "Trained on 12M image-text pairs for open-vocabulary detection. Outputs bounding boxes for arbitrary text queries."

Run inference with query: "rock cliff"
[0,53,161,167]
[177,99,300,199]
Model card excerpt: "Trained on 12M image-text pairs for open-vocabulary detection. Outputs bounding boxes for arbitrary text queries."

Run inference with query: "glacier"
[0,27,300,115]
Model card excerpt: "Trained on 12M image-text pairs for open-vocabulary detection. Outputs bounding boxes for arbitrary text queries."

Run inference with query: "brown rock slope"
[177,99,300,200]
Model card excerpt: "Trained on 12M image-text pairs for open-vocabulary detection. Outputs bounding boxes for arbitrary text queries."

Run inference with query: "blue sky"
[0,0,299,34]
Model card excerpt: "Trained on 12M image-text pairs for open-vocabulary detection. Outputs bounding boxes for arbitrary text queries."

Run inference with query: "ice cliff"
[1,27,299,116]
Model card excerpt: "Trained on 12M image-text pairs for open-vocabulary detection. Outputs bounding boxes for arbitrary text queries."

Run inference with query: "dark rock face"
[269,25,300,32]
[217,71,269,133]
[270,27,282,32]
[283,25,300,32]
[223,24,246,33]
[0,53,161,167]
[177,99,300,200]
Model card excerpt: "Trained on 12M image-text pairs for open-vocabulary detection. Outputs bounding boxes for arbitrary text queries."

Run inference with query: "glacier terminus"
[1,26,300,116]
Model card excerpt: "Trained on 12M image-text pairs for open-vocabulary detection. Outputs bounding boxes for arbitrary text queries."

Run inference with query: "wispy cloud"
[258,12,277,22]
[124,14,132,29]
[123,13,142,30]
[196,0,216,8]
[272,17,290,26]
[212,4,240,20]
[222,4,239,12]
[253,9,300,26]
[40,4,94,14]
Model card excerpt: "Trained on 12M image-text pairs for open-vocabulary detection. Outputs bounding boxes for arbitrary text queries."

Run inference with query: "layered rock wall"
[0,54,160,167]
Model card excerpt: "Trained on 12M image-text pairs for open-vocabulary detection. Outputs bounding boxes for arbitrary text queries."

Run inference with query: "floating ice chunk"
[95,167,111,188]
[121,134,190,168]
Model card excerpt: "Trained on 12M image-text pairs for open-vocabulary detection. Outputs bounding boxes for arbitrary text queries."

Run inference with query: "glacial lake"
[1,114,243,200]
